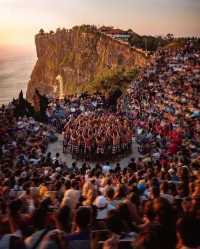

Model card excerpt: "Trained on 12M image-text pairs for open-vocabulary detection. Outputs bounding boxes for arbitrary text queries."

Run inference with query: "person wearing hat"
[94,195,115,220]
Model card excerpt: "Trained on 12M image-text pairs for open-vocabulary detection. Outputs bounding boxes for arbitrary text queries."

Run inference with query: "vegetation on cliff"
[64,67,139,95]
[128,32,200,52]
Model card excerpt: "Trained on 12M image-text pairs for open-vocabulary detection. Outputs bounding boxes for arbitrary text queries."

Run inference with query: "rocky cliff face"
[26,26,147,103]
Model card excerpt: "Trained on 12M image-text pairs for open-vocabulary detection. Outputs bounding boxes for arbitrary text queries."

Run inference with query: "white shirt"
[102,165,112,174]
[96,204,115,220]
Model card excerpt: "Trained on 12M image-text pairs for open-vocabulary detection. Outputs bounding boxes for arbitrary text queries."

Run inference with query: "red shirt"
[168,143,178,155]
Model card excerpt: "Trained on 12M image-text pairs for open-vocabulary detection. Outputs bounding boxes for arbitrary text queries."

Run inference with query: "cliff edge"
[26,25,147,103]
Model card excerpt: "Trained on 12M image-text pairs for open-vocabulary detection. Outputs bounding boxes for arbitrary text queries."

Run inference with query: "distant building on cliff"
[98,26,131,42]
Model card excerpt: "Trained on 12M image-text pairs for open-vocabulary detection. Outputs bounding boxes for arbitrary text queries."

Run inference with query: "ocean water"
[0,47,36,105]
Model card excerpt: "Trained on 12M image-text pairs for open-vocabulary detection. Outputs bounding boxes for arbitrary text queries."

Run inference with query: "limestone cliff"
[27,25,147,103]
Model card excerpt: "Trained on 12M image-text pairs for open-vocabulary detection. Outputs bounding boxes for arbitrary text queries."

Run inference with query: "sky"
[0,0,200,49]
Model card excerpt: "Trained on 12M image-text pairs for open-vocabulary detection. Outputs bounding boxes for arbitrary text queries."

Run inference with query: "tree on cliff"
[39,28,45,35]
[128,34,168,51]
[34,89,49,122]
[166,33,174,42]
[14,90,35,117]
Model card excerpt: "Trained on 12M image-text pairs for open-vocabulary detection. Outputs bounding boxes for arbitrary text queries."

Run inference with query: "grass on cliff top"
[64,67,138,95]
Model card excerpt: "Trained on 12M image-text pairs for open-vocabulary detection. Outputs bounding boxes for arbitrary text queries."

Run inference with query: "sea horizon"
[0,45,36,105]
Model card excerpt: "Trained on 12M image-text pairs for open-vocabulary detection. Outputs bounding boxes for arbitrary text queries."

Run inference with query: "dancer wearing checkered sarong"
[76,132,83,157]
[127,128,133,150]
[121,131,128,152]
[83,134,92,159]
[70,132,77,155]
[63,133,69,153]
[112,131,120,154]
[96,135,105,155]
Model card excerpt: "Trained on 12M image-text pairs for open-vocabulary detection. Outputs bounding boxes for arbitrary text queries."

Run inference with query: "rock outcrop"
[26,25,147,104]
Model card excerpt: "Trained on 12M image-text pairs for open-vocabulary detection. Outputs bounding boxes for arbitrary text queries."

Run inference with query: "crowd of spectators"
[0,105,57,169]
[0,150,200,249]
[0,41,200,249]
[118,41,200,161]
[45,93,106,133]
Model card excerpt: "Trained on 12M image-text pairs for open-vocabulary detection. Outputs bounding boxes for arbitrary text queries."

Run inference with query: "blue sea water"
[0,47,36,105]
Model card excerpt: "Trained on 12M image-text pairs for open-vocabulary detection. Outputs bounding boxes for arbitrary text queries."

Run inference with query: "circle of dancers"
[63,112,133,160]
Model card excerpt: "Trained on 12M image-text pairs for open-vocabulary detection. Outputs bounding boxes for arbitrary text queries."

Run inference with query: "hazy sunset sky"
[0,0,200,48]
